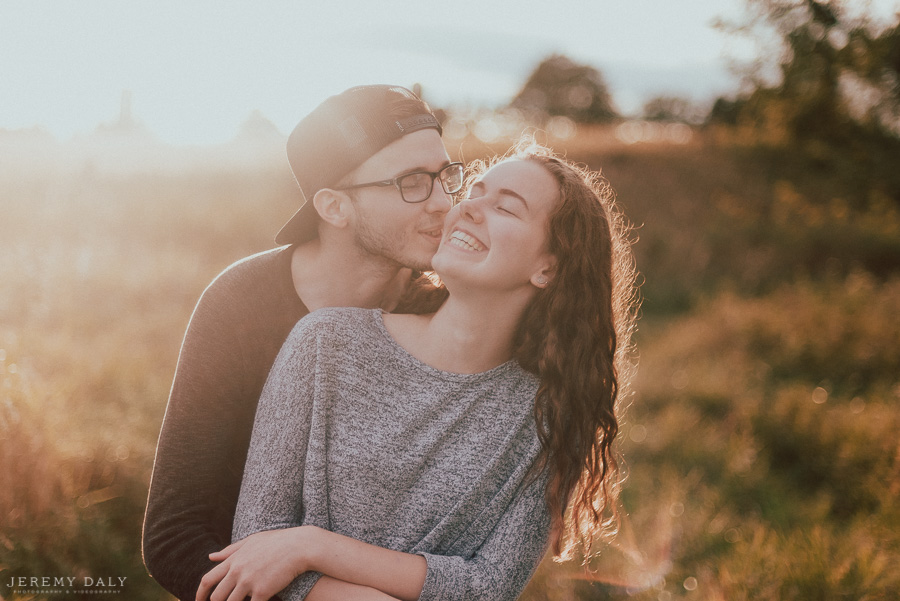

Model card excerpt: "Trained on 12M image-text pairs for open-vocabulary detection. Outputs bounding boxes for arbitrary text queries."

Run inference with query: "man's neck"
[290,240,412,312]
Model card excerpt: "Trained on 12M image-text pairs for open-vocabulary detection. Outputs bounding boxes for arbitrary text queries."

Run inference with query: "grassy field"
[1,127,898,600]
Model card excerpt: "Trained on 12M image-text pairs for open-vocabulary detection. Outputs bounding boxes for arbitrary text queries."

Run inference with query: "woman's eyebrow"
[470,181,530,211]
[499,188,530,211]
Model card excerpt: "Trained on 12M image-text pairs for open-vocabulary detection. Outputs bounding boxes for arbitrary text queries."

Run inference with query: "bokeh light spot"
[473,118,501,143]
[671,369,689,390]
[443,118,469,141]
[812,386,828,404]
[630,424,648,443]
[547,116,576,140]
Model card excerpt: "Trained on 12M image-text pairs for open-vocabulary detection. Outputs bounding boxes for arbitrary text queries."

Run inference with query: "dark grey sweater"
[143,246,308,601]
[233,308,551,601]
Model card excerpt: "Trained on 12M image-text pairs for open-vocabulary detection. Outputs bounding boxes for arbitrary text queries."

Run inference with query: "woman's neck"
[385,288,534,374]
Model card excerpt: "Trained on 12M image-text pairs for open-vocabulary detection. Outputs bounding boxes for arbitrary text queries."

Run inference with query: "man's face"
[343,129,452,272]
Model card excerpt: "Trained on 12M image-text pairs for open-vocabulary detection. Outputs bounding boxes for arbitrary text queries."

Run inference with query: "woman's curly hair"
[465,138,639,561]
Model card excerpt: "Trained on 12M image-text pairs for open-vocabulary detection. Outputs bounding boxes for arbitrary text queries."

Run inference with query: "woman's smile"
[447,229,487,252]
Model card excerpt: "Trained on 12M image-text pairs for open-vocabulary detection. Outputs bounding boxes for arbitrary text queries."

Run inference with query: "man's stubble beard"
[352,213,433,273]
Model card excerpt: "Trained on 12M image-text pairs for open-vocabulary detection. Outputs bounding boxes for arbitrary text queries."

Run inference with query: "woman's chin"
[431,263,473,292]
[430,249,460,279]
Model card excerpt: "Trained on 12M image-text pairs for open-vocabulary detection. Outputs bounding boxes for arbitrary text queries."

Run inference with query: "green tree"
[839,18,900,136]
[712,0,900,143]
[510,54,618,123]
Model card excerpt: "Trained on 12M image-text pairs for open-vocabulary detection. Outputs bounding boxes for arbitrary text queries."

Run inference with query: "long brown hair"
[468,139,639,560]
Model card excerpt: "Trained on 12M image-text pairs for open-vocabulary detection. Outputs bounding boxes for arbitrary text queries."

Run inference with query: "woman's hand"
[195,526,315,601]
[196,525,425,601]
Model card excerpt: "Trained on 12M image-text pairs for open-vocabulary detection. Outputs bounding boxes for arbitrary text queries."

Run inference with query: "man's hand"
[195,527,313,601]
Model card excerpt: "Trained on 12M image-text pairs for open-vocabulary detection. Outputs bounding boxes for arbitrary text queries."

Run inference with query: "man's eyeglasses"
[335,162,464,203]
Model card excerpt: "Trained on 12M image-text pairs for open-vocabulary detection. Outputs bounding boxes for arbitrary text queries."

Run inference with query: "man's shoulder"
[196,246,293,309]
[210,246,291,289]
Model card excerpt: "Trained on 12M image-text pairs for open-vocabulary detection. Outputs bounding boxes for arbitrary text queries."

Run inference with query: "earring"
[536,275,548,285]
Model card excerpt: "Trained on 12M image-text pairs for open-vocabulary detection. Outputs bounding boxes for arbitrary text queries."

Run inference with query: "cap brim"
[275,200,319,246]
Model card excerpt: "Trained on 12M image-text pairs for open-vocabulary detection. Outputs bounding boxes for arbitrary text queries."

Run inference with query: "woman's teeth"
[448,230,485,251]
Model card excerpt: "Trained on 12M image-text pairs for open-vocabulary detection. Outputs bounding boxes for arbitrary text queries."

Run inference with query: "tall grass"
[2,132,898,600]
[520,273,900,600]
[1,161,300,600]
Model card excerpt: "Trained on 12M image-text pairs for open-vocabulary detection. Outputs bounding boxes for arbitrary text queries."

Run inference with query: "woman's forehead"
[478,159,559,209]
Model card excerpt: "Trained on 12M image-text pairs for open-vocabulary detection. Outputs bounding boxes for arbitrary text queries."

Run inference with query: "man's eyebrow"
[392,159,452,178]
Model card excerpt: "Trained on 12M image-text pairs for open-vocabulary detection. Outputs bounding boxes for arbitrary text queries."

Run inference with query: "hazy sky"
[2,0,897,144]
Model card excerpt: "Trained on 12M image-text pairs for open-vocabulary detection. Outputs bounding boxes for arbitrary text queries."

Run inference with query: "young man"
[141,85,460,601]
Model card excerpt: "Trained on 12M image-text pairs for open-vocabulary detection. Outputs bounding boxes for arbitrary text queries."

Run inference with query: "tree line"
[510,0,900,148]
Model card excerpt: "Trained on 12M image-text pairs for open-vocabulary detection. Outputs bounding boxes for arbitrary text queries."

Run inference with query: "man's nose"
[424,179,452,214]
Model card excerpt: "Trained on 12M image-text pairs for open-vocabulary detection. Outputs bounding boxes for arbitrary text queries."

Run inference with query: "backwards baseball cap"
[275,85,443,246]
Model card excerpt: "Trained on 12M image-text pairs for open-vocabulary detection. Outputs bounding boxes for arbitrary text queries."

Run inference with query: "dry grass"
[1,129,898,600]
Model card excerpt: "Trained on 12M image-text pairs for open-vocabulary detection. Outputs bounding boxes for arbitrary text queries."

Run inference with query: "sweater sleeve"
[230,320,324,601]
[142,272,263,601]
[416,472,551,601]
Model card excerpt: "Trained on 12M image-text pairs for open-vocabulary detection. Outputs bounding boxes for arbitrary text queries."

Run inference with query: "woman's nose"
[459,198,484,223]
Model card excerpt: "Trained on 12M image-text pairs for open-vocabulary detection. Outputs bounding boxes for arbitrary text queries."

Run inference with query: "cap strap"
[395,114,441,135]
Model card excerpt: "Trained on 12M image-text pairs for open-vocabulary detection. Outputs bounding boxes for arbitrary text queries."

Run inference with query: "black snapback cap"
[275,85,442,245]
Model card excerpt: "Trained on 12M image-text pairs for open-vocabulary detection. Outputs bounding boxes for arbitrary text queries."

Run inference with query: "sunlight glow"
[0,0,768,144]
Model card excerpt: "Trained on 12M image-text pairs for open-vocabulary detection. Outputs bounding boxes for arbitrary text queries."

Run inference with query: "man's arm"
[143,267,278,601]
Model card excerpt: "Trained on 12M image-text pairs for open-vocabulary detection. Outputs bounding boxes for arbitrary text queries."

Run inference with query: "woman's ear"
[530,257,557,289]
[312,188,353,230]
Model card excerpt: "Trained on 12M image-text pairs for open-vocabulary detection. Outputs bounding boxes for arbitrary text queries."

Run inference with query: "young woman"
[196,140,638,601]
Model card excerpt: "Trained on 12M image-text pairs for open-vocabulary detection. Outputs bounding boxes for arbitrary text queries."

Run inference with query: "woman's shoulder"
[271,308,381,372]
[302,306,380,328]
[286,307,381,343]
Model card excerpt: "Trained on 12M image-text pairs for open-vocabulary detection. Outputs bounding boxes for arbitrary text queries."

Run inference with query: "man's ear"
[530,256,557,289]
[312,188,353,230]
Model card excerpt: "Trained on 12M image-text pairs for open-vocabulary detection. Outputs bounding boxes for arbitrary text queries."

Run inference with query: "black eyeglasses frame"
[335,162,465,204]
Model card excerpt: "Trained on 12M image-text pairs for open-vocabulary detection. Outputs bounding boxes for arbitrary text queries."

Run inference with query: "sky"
[1,0,898,145]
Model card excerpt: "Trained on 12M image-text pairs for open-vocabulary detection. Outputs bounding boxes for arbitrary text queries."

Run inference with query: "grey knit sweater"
[232,307,551,601]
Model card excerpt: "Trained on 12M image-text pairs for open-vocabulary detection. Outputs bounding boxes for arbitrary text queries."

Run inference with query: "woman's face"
[432,158,559,293]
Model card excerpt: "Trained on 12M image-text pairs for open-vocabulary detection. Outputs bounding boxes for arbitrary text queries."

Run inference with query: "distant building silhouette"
[95,90,150,138]
[234,110,283,143]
